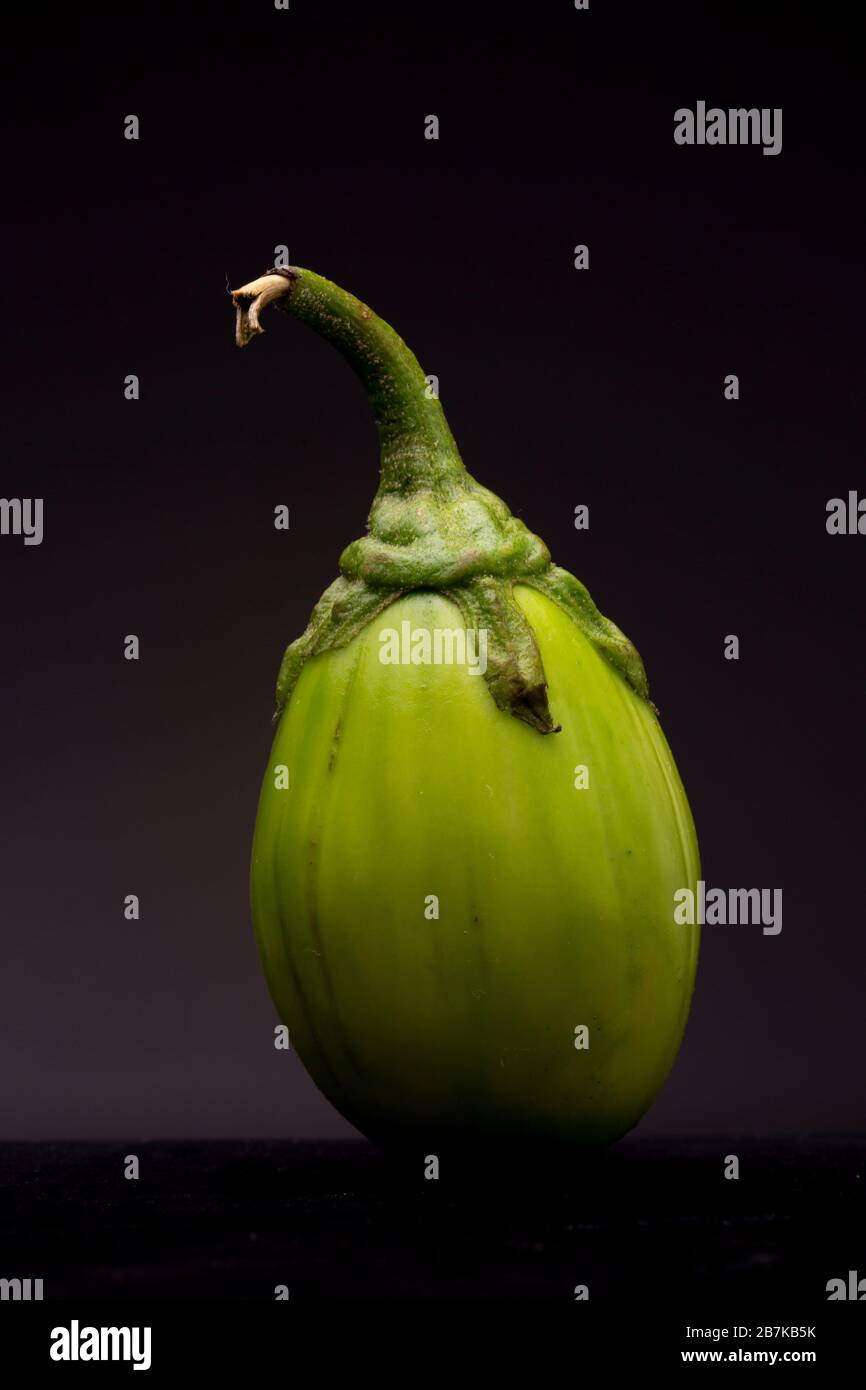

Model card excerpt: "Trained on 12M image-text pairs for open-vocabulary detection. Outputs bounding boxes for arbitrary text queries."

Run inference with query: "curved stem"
[230,264,651,731]
[231,268,467,495]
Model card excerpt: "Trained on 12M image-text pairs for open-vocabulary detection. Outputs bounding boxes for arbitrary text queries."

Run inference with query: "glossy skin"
[250,585,700,1150]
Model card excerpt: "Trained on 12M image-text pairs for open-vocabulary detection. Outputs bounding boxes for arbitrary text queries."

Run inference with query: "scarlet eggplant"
[233,266,700,1150]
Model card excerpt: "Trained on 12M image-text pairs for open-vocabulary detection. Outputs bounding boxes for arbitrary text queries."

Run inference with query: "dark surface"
[2,1136,864,1303]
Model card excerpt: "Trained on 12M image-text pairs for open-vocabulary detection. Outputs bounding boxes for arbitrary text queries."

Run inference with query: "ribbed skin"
[250,587,700,1149]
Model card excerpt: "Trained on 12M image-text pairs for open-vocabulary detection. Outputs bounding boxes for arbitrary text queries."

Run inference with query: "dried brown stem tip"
[230,273,294,347]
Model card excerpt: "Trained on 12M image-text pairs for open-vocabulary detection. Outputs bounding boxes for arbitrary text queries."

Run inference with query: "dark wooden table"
[1,1135,863,1304]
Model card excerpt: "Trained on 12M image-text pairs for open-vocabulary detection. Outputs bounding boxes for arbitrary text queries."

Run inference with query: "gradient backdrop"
[1,2,862,1139]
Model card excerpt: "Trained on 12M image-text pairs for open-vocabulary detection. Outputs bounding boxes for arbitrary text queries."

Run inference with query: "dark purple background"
[1,2,862,1139]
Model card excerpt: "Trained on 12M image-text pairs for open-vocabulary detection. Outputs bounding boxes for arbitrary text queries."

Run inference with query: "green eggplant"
[233,266,700,1151]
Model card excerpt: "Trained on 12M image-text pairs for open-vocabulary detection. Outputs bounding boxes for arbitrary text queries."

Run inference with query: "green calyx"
[231,265,649,734]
